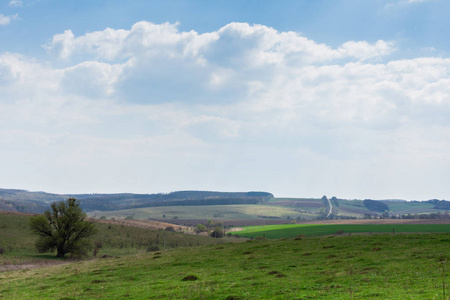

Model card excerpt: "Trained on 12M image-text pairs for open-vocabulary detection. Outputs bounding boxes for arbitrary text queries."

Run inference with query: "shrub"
[93,241,103,257]
[147,245,160,252]
[181,275,198,281]
[195,224,207,234]
[165,226,176,232]
[210,227,224,238]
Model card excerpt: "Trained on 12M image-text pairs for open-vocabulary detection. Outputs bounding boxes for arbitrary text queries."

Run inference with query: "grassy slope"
[336,199,372,217]
[384,201,441,215]
[87,204,318,221]
[233,224,450,239]
[1,233,449,299]
[85,198,447,222]
[0,213,226,263]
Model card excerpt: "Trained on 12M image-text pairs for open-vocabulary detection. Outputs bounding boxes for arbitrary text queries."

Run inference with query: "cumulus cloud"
[0,13,18,26]
[1,22,450,198]
[46,21,393,64]
[44,22,396,105]
[26,22,450,138]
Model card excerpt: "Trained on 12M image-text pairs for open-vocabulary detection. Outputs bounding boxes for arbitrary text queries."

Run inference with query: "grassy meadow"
[1,233,449,299]
[2,211,450,299]
[232,223,450,239]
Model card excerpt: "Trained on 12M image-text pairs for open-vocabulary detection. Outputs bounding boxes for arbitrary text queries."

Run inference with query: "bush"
[210,227,224,238]
[195,224,207,234]
[182,275,198,281]
[165,226,176,232]
[93,241,103,257]
[147,244,160,252]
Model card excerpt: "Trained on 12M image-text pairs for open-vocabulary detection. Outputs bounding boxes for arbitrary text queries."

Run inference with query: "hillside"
[0,188,273,213]
[0,211,228,264]
[1,188,449,221]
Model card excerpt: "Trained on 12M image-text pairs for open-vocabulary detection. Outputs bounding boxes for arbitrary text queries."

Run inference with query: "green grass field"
[1,233,449,299]
[232,223,450,239]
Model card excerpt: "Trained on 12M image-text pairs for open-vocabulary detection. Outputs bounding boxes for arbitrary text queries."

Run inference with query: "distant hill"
[1,188,448,220]
[0,188,273,213]
[0,188,65,213]
[76,190,274,211]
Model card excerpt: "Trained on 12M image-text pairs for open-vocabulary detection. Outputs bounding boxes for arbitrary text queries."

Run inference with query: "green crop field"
[1,233,449,299]
[232,223,450,239]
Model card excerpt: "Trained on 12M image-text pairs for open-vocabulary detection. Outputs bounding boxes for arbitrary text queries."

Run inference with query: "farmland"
[232,222,450,239]
[86,204,319,222]
[2,188,450,223]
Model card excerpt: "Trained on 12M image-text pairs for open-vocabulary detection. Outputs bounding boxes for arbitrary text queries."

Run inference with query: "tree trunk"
[56,249,65,258]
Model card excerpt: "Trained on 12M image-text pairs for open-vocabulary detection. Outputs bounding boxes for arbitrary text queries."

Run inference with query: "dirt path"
[0,259,73,272]
[325,197,332,219]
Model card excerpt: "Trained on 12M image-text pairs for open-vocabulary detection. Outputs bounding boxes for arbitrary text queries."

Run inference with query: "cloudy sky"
[1,0,449,200]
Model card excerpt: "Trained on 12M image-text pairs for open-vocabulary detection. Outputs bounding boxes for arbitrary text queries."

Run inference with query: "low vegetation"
[1,232,449,299]
[0,212,227,264]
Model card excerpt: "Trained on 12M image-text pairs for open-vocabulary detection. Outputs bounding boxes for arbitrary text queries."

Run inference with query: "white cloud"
[0,13,18,26]
[46,21,394,65]
[8,0,22,7]
[1,22,450,198]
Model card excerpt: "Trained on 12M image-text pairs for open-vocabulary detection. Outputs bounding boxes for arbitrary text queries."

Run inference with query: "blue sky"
[1,0,449,200]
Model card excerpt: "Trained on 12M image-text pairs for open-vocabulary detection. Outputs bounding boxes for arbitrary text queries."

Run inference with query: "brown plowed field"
[267,201,323,207]
[94,218,189,231]
[0,210,187,231]
[3,210,449,228]
[0,210,38,216]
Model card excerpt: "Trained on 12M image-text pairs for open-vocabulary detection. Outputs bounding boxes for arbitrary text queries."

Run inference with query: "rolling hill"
[1,188,449,223]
